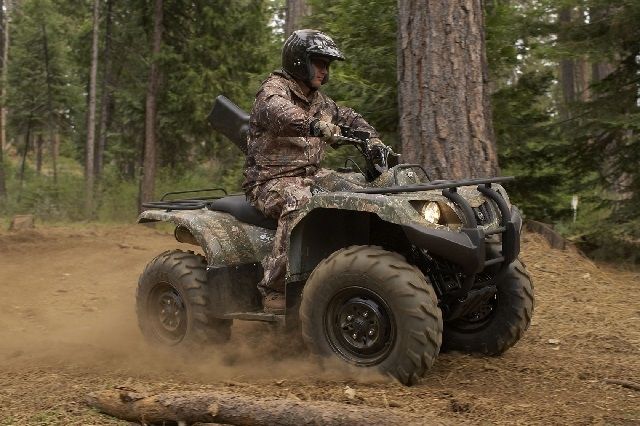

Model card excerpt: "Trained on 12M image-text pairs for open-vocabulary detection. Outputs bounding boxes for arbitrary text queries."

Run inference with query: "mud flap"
[206,263,263,317]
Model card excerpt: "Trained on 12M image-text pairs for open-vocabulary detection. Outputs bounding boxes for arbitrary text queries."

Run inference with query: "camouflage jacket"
[242,70,379,190]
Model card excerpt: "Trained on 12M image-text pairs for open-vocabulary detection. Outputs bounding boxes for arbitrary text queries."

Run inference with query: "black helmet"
[282,29,345,84]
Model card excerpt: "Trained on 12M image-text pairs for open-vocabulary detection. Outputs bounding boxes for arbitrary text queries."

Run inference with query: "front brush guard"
[401,181,521,311]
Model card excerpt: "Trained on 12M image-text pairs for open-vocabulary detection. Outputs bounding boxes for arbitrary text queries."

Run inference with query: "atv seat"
[207,195,277,230]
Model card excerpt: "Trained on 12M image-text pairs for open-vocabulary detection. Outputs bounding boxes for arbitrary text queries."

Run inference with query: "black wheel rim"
[450,293,498,332]
[148,282,187,345]
[324,286,396,366]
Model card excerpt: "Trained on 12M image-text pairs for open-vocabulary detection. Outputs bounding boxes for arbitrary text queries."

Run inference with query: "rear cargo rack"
[141,188,228,211]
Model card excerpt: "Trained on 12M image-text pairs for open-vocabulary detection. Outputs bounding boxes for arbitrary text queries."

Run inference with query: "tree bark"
[95,0,113,180]
[140,0,163,210]
[85,0,100,214]
[86,389,445,426]
[285,0,310,37]
[397,0,499,180]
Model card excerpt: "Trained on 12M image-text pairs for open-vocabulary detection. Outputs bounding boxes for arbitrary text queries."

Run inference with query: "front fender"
[290,192,417,228]
[138,209,274,267]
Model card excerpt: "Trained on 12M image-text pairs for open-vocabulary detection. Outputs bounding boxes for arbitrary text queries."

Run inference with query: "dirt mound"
[0,225,638,424]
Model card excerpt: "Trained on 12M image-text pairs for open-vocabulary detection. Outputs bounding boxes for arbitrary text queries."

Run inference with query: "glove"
[369,137,387,149]
[311,120,341,140]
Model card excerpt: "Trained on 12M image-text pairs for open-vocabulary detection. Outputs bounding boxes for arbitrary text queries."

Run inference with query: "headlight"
[411,200,463,227]
[421,202,441,224]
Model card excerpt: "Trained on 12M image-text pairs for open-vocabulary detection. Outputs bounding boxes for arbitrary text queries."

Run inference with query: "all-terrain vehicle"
[135,96,534,385]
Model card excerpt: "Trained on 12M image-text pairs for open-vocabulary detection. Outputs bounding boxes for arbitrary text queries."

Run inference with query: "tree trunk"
[85,0,100,215]
[574,58,590,102]
[36,133,43,174]
[591,62,614,83]
[53,132,60,165]
[397,0,498,180]
[0,123,5,199]
[285,0,310,37]
[95,0,113,180]
[558,7,575,117]
[41,22,58,184]
[0,0,9,199]
[0,0,9,151]
[140,0,163,210]
[86,389,442,426]
[19,122,31,189]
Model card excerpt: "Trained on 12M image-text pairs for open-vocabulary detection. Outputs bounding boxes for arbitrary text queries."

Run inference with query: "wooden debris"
[9,214,35,231]
[86,388,449,425]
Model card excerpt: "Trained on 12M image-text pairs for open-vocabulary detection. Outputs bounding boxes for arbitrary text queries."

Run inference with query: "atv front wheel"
[300,245,443,385]
[136,250,231,347]
[442,259,534,355]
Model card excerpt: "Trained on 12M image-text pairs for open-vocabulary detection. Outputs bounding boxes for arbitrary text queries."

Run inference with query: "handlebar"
[329,133,400,181]
[329,134,400,157]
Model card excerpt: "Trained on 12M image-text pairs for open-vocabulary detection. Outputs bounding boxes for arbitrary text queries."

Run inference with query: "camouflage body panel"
[302,167,508,233]
[137,169,509,272]
[138,209,274,267]
[288,184,504,234]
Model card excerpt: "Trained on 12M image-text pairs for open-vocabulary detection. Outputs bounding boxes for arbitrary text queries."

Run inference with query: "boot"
[263,292,285,314]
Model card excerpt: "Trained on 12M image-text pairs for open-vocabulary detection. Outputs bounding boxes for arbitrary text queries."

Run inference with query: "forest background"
[0,0,638,262]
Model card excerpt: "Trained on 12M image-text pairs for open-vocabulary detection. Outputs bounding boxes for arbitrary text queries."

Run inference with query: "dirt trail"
[0,224,638,425]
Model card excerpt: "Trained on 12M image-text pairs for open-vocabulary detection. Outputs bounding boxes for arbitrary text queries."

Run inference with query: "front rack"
[352,176,514,195]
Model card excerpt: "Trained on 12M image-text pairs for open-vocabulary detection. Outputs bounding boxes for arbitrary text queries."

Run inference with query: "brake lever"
[366,140,400,157]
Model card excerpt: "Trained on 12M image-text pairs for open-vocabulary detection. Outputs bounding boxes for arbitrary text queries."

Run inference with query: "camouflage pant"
[247,169,364,295]
[247,176,314,295]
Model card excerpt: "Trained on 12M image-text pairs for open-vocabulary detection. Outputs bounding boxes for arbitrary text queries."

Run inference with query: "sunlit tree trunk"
[140,0,163,210]
[397,0,498,180]
[85,0,100,214]
[285,0,310,37]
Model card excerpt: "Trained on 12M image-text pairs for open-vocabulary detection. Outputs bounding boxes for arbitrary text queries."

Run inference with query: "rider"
[243,29,385,313]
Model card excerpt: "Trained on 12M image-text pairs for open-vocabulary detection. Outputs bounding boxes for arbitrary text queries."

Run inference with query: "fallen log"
[524,220,567,250]
[86,388,447,425]
[604,378,640,392]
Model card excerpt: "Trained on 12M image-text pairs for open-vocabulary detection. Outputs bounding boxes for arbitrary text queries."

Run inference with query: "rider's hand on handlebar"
[311,120,341,140]
[369,137,388,150]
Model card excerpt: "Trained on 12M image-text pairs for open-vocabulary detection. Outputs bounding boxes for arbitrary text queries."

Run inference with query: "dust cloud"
[0,226,389,386]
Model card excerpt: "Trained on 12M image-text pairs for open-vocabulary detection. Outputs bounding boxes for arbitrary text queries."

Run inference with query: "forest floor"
[0,223,638,425]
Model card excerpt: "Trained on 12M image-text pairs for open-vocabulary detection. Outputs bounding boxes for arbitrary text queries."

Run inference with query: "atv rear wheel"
[136,250,231,347]
[300,245,443,385]
[442,259,534,355]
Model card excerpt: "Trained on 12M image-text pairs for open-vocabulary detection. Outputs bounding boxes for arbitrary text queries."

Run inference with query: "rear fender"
[138,209,274,267]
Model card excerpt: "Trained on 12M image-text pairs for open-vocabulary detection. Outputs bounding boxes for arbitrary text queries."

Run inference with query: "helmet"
[282,29,345,85]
